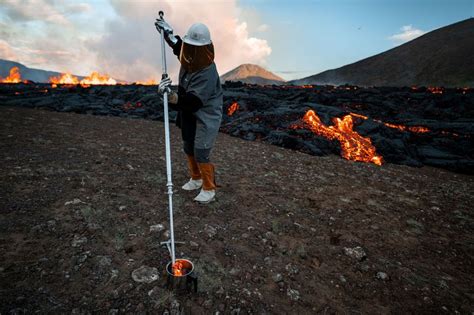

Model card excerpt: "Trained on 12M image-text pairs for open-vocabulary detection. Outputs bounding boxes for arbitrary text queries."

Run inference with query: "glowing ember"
[1,67,23,83]
[299,110,383,165]
[172,260,184,277]
[427,87,443,94]
[227,102,239,116]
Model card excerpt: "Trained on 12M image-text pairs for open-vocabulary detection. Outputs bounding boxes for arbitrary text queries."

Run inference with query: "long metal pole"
[158,10,176,266]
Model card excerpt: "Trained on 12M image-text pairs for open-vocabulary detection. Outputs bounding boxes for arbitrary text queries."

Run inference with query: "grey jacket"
[179,63,223,149]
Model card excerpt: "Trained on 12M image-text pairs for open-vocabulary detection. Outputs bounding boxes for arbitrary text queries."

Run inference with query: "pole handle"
[159,11,164,20]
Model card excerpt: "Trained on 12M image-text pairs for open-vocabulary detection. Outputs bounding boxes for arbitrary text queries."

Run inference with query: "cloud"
[88,0,272,81]
[66,3,93,14]
[0,40,18,60]
[1,0,71,25]
[0,0,271,81]
[389,25,425,43]
[257,24,269,32]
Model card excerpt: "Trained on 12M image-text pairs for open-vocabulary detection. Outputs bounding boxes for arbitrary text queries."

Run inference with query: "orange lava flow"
[1,67,24,83]
[172,260,184,277]
[301,110,383,165]
[349,112,430,134]
[227,102,239,116]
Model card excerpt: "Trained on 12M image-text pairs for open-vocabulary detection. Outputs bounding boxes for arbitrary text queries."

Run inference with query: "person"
[155,18,223,204]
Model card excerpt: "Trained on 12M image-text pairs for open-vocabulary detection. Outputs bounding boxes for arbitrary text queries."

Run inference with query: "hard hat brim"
[183,35,212,46]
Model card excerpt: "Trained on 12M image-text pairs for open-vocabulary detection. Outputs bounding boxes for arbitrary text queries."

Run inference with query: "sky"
[0,0,472,82]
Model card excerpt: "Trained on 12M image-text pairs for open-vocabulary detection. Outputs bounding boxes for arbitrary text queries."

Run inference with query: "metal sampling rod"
[158,10,176,266]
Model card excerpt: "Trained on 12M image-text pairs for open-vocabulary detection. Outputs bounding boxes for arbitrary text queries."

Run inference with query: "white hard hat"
[183,23,212,46]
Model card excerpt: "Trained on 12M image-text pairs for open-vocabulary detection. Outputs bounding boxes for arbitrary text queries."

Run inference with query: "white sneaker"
[182,178,202,191]
[194,189,216,203]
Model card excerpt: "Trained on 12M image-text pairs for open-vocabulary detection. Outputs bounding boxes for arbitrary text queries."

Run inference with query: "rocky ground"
[1,106,473,314]
[1,83,472,173]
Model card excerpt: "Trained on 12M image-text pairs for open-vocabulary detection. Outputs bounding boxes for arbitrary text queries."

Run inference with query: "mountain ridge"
[0,59,85,82]
[220,63,285,85]
[290,18,474,87]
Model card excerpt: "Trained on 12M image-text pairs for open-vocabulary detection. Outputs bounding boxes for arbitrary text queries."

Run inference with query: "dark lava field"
[0,82,473,173]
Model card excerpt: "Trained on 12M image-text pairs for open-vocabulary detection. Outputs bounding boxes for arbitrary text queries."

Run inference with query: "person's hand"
[155,19,173,35]
[155,19,178,46]
[158,77,172,95]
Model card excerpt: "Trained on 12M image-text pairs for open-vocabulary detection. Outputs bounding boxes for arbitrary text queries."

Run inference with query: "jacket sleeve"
[172,86,204,113]
[172,36,182,58]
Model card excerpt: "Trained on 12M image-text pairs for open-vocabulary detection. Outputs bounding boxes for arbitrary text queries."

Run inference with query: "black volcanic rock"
[0,83,472,173]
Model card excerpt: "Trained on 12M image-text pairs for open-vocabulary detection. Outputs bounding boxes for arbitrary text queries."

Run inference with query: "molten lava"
[1,67,24,83]
[427,87,443,94]
[227,102,239,116]
[349,112,430,134]
[298,110,383,165]
[172,260,184,277]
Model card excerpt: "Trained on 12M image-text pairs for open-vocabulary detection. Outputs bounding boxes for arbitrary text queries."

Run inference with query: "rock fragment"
[287,288,300,301]
[376,271,389,280]
[131,265,159,283]
[343,246,367,261]
[149,224,165,233]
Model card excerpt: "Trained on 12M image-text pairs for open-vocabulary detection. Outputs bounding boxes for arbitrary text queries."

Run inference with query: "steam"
[89,0,272,81]
[0,0,272,82]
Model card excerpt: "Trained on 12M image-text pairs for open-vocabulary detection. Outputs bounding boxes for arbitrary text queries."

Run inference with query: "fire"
[49,71,116,87]
[80,71,116,86]
[134,79,157,85]
[299,110,383,165]
[1,67,24,83]
[227,102,239,116]
[49,73,79,86]
[172,260,184,277]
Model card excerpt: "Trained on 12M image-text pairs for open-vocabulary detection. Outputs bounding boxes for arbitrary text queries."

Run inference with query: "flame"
[80,71,116,86]
[49,71,116,87]
[1,67,24,83]
[49,73,79,86]
[172,260,184,277]
[227,102,239,116]
[299,110,383,165]
[134,79,157,85]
